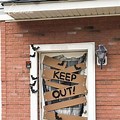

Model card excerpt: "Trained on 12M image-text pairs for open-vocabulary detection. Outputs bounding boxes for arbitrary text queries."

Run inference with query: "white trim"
[2,0,120,21]
[30,42,95,120]
[0,9,13,21]
[4,13,120,22]
[4,1,120,12]
[0,14,13,21]
[87,43,96,120]
[0,28,2,120]
[30,47,38,120]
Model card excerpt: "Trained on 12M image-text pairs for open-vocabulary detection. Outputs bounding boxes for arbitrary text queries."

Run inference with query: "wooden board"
[44,84,87,101]
[43,55,66,70]
[45,80,69,89]
[43,56,86,72]
[43,69,86,84]
[44,97,86,112]
[44,112,87,120]
[63,63,86,72]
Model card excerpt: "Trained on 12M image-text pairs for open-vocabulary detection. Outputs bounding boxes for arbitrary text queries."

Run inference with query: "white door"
[30,42,95,120]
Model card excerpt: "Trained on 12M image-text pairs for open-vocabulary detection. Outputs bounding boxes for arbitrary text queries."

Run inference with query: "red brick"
[1,16,120,119]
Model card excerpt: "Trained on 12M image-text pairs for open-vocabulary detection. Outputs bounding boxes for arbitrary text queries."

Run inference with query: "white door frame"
[30,42,96,120]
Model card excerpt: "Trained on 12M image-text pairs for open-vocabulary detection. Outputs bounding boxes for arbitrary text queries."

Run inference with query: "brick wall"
[1,16,120,120]
[0,22,7,120]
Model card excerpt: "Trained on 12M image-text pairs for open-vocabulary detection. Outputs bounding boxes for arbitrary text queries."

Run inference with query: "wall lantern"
[26,61,31,69]
[96,44,107,69]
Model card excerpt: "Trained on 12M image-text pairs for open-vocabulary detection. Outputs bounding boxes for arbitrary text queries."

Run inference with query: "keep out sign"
[52,86,75,99]
[44,84,87,101]
[42,55,87,120]
[53,71,76,82]
[43,69,86,84]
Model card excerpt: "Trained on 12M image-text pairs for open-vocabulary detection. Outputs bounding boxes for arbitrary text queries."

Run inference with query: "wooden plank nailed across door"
[43,55,86,72]
[63,63,86,72]
[43,69,86,84]
[44,111,87,120]
[43,55,66,70]
[42,54,88,119]
[45,80,69,89]
[44,97,86,112]
[44,84,87,101]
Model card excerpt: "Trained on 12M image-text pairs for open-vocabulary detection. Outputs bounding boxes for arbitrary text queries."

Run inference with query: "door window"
[41,52,87,119]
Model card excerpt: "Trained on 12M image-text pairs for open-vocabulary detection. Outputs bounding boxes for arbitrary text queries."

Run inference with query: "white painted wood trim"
[5,13,120,22]
[4,1,120,12]
[30,42,95,120]
[30,46,38,120]
[0,12,13,21]
[87,43,96,120]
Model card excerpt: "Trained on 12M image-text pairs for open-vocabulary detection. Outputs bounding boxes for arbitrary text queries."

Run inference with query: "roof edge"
[1,0,47,6]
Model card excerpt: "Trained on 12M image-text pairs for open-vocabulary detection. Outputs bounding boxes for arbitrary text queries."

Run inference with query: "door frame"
[30,42,96,120]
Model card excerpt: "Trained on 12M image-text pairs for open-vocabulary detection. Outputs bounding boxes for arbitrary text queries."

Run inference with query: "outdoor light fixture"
[96,44,107,69]
[26,61,31,69]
